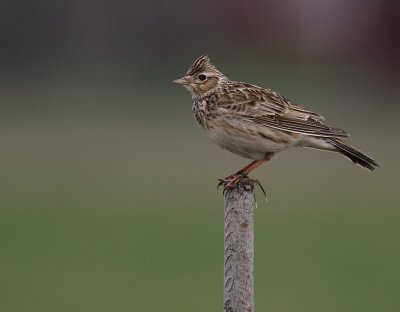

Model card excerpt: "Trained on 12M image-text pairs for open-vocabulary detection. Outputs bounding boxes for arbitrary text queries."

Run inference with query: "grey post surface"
[223,179,255,312]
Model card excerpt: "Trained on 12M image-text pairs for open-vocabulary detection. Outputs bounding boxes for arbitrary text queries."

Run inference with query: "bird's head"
[174,55,226,98]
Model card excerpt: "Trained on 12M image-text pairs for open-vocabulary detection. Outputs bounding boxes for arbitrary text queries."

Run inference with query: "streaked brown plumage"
[174,55,378,185]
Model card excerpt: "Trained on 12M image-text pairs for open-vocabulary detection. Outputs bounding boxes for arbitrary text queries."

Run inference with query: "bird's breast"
[192,99,217,130]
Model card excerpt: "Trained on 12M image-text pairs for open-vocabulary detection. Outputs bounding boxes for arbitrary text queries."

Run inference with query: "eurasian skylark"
[174,55,378,187]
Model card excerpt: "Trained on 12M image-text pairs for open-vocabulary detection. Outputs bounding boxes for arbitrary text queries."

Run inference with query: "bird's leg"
[234,160,260,176]
[218,153,274,189]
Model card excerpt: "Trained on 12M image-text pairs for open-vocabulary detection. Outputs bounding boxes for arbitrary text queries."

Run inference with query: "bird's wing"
[215,82,349,138]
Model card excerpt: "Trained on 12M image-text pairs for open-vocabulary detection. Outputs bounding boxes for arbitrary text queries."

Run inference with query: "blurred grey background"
[1,1,399,311]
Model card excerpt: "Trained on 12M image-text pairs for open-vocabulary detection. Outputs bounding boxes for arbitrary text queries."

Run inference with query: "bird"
[174,55,379,187]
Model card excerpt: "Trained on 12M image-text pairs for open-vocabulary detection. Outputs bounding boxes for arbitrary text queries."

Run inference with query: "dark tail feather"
[326,139,379,171]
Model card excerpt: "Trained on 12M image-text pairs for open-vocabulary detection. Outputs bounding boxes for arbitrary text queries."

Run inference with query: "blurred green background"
[1,1,399,311]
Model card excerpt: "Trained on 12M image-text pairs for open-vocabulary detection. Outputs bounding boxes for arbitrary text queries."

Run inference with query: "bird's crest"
[186,55,219,76]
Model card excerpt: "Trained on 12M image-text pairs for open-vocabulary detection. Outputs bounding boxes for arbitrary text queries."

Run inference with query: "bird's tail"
[326,139,379,171]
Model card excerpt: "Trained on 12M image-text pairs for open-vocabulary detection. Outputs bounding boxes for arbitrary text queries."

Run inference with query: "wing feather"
[215,82,349,138]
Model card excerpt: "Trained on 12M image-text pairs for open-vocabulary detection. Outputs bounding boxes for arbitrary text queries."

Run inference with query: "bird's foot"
[217,174,244,189]
[217,174,267,197]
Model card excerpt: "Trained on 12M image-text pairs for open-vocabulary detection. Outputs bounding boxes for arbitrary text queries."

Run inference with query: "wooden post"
[223,177,255,312]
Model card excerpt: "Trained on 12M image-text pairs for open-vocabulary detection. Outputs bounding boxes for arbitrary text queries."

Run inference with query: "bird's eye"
[198,74,207,81]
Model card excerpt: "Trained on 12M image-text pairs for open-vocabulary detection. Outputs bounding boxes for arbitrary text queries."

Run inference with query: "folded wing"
[216,82,349,138]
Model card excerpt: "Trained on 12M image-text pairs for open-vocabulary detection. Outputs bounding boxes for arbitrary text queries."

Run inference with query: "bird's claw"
[252,178,267,197]
[217,174,243,189]
[217,174,267,198]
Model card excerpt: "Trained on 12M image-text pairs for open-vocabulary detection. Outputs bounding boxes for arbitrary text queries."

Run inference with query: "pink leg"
[218,153,274,188]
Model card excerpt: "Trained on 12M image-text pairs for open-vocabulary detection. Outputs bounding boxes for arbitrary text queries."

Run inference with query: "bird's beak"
[173,77,189,85]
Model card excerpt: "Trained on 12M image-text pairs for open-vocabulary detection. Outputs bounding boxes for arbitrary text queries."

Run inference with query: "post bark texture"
[223,179,255,312]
